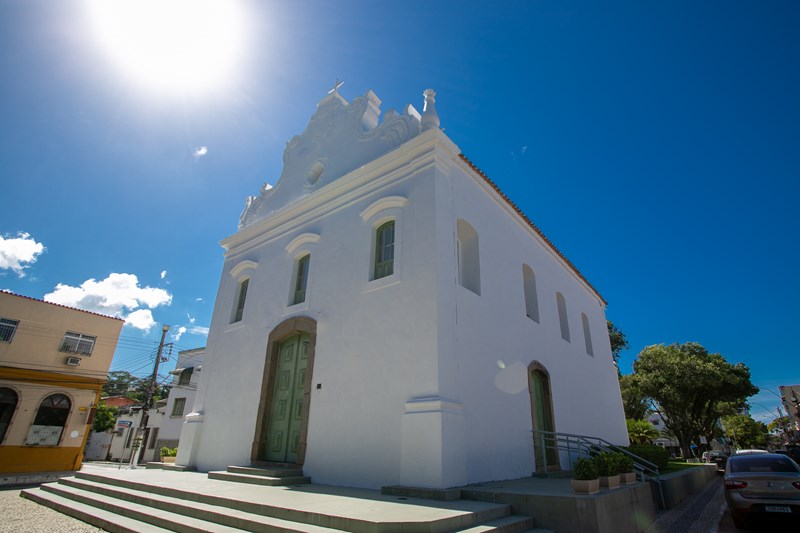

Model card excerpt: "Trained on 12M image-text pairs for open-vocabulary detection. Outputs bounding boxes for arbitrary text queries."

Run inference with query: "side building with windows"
[177,87,628,489]
[141,347,205,463]
[0,291,123,475]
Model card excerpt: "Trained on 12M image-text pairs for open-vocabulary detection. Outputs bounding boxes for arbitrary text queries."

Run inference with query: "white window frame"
[60,331,96,355]
[285,233,320,310]
[171,397,186,417]
[360,196,406,290]
[228,260,258,325]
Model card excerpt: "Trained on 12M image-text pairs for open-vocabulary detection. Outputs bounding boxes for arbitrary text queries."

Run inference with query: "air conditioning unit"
[65,357,81,366]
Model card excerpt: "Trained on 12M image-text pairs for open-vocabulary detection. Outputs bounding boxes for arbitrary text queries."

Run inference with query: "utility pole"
[134,324,170,466]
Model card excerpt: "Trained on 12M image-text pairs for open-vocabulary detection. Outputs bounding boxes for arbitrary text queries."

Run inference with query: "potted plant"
[571,457,600,495]
[595,452,621,489]
[160,446,178,463]
[618,453,636,484]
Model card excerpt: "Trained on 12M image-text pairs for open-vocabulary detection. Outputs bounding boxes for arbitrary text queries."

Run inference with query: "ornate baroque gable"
[239,86,440,229]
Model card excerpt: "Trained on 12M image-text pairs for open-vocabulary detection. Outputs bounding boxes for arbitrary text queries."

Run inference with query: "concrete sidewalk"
[644,477,725,533]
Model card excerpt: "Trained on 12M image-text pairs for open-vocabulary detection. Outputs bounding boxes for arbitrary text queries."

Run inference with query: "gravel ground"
[0,487,103,532]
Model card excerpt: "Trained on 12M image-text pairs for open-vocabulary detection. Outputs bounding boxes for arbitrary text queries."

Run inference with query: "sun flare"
[85,0,245,95]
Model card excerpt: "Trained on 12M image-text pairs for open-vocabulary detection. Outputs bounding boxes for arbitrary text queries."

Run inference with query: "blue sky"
[1,0,797,423]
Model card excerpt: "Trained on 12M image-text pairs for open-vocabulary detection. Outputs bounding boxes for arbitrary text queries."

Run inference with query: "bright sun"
[85,0,245,95]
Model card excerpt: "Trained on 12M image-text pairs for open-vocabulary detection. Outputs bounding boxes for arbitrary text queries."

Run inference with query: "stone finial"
[421,89,440,131]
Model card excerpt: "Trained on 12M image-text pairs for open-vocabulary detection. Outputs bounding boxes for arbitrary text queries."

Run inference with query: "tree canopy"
[619,374,650,420]
[92,403,118,433]
[722,414,769,449]
[607,320,630,368]
[103,370,170,404]
[630,342,757,458]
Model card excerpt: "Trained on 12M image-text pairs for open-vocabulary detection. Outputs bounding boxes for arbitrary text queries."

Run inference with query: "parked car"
[723,453,800,529]
[734,449,769,455]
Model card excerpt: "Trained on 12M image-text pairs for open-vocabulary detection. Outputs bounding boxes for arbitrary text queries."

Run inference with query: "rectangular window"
[60,331,96,355]
[232,279,249,323]
[0,318,19,343]
[293,255,310,305]
[148,427,159,449]
[374,221,395,280]
[172,397,186,417]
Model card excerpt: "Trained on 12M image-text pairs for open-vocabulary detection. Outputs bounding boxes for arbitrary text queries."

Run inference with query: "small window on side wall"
[522,264,539,322]
[0,318,19,343]
[232,278,249,323]
[457,219,481,295]
[581,313,594,356]
[60,331,96,355]
[556,292,570,342]
[374,221,395,280]
[292,254,310,305]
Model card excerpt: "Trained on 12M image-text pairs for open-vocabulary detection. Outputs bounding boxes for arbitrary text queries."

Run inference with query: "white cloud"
[125,309,156,331]
[521,146,528,155]
[0,232,45,277]
[189,326,209,336]
[160,270,167,279]
[44,273,172,332]
[172,326,187,341]
[193,146,208,157]
[187,313,196,324]
[195,297,204,302]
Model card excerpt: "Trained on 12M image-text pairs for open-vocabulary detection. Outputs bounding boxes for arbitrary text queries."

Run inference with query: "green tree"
[619,374,650,420]
[626,419,660,444]
[607,320,630,369]
[768,415,792,435]
[103,371,170,404]
[722,414,769,449]
[92,403,118,433]
[631,342,758,458]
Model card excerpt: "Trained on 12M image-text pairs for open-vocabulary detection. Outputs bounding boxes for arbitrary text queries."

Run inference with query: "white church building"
[177,85,628,490]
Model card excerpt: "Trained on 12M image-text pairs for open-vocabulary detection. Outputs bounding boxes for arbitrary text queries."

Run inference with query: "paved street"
[0,487,102,532]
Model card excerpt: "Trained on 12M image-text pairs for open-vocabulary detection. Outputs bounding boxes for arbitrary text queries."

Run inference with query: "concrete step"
[226,465,304,478]
[208,470,311,486]
[64,470,520,533]
[21,486,181,533]
[455,514,536,532]
[38,481,245,532]
[55,477,343,532]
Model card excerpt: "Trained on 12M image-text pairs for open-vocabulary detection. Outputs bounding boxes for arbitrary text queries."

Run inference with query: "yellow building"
[0,291,123,474]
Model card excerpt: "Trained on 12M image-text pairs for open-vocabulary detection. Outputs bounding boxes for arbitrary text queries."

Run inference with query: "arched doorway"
[252,317,316,464]
[0,387,19,444]
[27,393,71,446]
[528,363,559,471]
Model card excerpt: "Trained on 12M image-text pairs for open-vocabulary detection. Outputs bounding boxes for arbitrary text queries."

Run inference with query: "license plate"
[764,506,791,513]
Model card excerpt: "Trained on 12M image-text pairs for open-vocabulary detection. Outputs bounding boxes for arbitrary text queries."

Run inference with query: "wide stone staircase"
[21,465,548,532]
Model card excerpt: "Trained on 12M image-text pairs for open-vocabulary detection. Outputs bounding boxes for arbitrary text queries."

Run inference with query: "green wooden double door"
[265,333,309,463]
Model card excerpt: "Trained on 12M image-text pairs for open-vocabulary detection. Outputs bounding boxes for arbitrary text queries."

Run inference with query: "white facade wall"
[178,91,627,489]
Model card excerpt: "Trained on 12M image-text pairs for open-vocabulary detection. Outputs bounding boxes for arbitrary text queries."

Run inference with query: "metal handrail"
[533,429,665,509]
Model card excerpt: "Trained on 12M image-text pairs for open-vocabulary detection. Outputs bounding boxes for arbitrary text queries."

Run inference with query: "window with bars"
[60,331,96,355]
[0,318,19,343]
[172,397,186,417]
[374,221,395,280]
[292,254,310,305]
[232,278,249,323]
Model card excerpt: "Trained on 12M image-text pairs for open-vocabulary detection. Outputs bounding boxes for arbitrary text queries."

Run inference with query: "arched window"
[556,292,570,342]
[27,393,71,446]
[457,219,481,295]
[522,264,539,322]
[581,313,594,356]
[0,387,18,444]
[374,221,395,280]
[292,254,310,305]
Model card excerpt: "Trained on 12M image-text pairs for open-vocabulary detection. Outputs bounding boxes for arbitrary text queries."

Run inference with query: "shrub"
[160,446,178,457]
[624,444,669,469]
[617,453,634,473]
[573,457,598,480]
[594,452,620,476]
